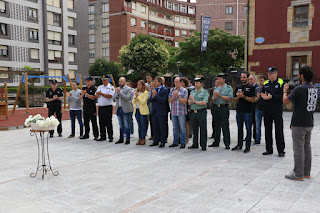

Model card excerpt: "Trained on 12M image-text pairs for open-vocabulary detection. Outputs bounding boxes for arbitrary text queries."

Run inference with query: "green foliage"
[23,66,34,71]
[176,28,245,76]
[89,58,122,85]
[118,34,170,80]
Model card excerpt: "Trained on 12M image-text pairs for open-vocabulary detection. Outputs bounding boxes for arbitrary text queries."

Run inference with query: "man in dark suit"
[149,77,169,148]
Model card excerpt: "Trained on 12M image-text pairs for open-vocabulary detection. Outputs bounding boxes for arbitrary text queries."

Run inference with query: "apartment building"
[196,0,246,36]
[88,0,197,63]
[0,0,88,86]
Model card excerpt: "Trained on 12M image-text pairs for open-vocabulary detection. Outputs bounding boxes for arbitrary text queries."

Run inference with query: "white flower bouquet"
[25,114,60,131]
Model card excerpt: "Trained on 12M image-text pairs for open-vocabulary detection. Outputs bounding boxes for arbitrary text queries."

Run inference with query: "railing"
[149,28,174,37]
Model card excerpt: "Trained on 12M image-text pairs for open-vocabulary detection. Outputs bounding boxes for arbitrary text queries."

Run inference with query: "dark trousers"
[152,112,168,144]
[83,107,99,138]
[264,111,285,154]
[48,107,62,136]
[211,106,215,138]
[70,110,83,136]
[98,105,113,140]
[148,113,154,137]
[190,110,207,149]
[214,106,230,146]
[236,112,253,149]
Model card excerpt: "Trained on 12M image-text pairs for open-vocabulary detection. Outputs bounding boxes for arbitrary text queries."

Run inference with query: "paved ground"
[0,110,320,213]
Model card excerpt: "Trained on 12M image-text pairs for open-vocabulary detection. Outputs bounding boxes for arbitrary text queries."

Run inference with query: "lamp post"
[176,61,181,77]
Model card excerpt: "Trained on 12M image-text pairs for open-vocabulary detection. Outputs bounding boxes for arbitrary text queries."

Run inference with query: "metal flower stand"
[30,130,59,179]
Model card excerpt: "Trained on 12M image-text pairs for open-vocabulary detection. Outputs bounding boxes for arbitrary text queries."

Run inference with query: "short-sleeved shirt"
[214,84,233,105]
[96,83,115,106]
[82,85,96,107]
[189,88,209,110]
[234,84,255,113]
[169,87,188,116]
[288,83,318,127]
[46,87,63,110]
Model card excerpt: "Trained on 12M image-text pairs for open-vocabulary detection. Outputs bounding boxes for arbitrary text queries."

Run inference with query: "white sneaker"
[130,134,133,138]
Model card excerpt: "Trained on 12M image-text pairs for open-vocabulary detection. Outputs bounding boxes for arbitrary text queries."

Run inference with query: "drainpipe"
[246,0,250,72]
[236,0,239,35]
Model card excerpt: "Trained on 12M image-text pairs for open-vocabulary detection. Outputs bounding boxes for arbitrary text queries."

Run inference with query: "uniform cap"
[194,77,205,82]
[217,73,228,78]
[101,75,109,80]
[267,67,278,72]
[49,79,58,84]
[85,76,93,81]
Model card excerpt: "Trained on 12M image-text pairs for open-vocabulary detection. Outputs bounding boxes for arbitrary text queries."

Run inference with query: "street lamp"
[176,61,181,77]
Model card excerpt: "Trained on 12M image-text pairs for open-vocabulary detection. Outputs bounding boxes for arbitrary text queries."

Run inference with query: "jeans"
[135,109,148,139]
[172,115,187,145]
[116,108,131,140]
[129,112,134,134]
[255,109,264,142]
[70,110,83,136]
[236,112,253,148]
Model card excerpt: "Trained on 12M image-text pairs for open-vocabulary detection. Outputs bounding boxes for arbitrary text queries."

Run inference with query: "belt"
[99,105,112,108]
[213,104,229,107]
[190,108,206,113]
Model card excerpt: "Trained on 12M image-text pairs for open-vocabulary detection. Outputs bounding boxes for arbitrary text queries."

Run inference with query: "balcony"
[122,6,132,13]
[149,28,174,40]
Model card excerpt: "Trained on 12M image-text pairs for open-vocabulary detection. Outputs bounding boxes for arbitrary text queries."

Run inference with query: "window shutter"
[54,51,61,58]
[30,49,39,59]
[47,12,54,25]
[48,50,55,60]
[0,1,5,10]
[54,32,61,41]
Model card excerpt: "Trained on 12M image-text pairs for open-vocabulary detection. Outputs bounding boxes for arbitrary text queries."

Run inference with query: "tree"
[118,34,169,80]
[89,58,122,85]
[176,28,245,76]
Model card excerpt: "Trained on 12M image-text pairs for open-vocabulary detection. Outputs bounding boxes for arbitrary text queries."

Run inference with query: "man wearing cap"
[261,67,285,157]
[188,77,209,151]
[45,80,63,137]
[80,76,99,140]
[95,75,115,142]
[113,77,133,144]
[209,73,233,149]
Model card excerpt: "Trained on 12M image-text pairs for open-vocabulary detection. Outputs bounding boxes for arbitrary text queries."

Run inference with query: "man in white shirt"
[95,75,115,142]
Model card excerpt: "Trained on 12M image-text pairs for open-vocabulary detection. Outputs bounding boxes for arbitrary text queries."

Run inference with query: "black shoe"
[232,146,242,151]
[58,134,62,137]
[159,143,165,148]
[125,140,130,145]
[80,135,89,139]
[253,141,260,145]
[50,134,53,138]
[109,138,113,142]
[279,152,285,157]
[150,143,159,146]
[225,146,230,150]
[188,145,198,149]
[262,151,273,155]
[169,144,178,148]
[244,148,250,153]
[208,143,219,147]
[96,138,106,141]
[202,147,207,151]
[94,137,99,141]
[68,135,75,138]
[115,139,124,144]
[180,144,186,149]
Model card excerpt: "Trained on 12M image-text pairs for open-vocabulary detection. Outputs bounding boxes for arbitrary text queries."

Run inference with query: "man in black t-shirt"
[45,80,63,137]
[79,76,99,140]
[232,72,255,153]
[283,66,318,181]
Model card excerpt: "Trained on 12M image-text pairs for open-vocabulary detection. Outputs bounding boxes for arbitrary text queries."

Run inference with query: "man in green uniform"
[209,73,233,149]
[188,77,209,151]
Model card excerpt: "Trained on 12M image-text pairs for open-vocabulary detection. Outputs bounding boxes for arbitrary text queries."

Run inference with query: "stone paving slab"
[0,110,319,213]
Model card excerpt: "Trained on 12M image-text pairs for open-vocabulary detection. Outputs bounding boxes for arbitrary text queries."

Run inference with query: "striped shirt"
[169,87,188,116]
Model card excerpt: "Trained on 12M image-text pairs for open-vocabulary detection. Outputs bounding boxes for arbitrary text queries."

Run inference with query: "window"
[294,5,309,27]
[150,10,156,16]
[102,33,109,42]
[243,7,247,14]
[69,70,75,79]
[132,1,136,10]
[89,5,95,14]
[30,49,39,59]
[0,67,9,78]
[292,56,307,77]
[165,15,171,20]
[141,5,146,13]
[89,35,95,43]
[68,53,75,62]
[226,6,233,14]
[47,31,61,45]
[47,0,60,8]
[53,13,61,27]
[0,45,8,57]
[180,5,186,13]
[0,23,6,35]
[175,29,180,36]
[225,22,233,30]
[68,35,75,45]
[188,6,195,14]
[243,22,246,30]
[131,17,136,26]
[141,21,147,29]
[30,29,38,40]
[167,2,172,10]
[89,49,95,58]
[175,16,180,22]
[89,20,95,28]
[48,50,62,63]
[182,30,187,37]
[67,0,74,10]
[0,1,6,13]
[175,41,179,47]
[29,8,38,19]
[130,32,136,39]
[102,48,110,57]
[174,4,179,11]
[150,23,156,29]
[102,3,109,13]
[189,31,192,36]
[68,17,74,27]
[48,69,62,82]
[102,18,109,27]
[182,17,188,24]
